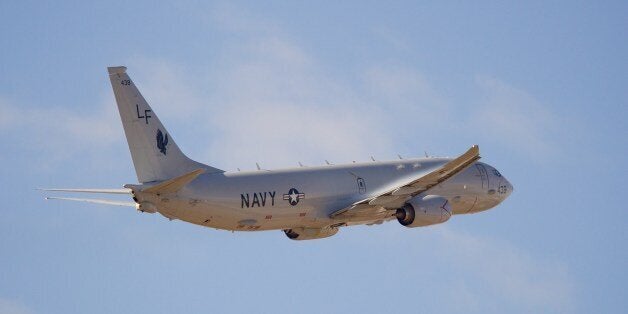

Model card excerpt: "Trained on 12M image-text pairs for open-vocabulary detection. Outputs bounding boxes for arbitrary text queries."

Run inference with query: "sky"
[0,1,626,313]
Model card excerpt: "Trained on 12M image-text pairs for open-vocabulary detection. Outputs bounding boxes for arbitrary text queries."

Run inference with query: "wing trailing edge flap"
[141,168,205,195]
[330,145,480,219]
[330,203,391,221]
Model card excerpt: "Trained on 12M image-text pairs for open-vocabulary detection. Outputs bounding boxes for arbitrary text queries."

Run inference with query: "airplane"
[42,66,513,240]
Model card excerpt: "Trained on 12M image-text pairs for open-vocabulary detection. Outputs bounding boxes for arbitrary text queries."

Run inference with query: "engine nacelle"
[396,195,452,227]
[284,226,339,240]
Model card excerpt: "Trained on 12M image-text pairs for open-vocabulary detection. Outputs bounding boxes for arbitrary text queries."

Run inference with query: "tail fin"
[108,66,222,183]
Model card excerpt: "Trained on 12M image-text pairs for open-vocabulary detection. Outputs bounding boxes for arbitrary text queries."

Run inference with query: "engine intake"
[396,195,452,227]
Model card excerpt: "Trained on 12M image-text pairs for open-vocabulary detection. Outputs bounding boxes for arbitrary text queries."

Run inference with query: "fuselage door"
[357,177,366,194]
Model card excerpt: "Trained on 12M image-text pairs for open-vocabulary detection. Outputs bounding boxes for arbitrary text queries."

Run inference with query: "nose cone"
[500,177,514,199]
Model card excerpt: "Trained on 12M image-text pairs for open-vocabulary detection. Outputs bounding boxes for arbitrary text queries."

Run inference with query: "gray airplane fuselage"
[134,158,512,231]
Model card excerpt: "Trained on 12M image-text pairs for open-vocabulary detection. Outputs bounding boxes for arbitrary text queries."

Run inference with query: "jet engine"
[283,226,339,240]
[395,195,452,227]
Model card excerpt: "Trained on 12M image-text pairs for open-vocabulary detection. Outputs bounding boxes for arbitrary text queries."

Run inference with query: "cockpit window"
[492,169,502,177]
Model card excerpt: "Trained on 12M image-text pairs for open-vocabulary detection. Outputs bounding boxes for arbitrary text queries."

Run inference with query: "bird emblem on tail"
[156,129,169,155]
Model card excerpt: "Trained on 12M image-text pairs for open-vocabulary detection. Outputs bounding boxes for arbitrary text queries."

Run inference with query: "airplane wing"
[330,145,480,220]
[38,188,132,194]
[45,197,136,207]
[41,188,135,208]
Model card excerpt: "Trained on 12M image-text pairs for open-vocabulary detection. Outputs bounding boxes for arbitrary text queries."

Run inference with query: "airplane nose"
[502,177,514,197]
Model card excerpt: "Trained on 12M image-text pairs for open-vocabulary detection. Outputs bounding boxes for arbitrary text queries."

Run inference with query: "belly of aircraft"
[157,197,334,231]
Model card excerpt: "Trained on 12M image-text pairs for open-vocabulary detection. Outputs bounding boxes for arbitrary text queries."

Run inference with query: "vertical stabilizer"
[108,66,222,183]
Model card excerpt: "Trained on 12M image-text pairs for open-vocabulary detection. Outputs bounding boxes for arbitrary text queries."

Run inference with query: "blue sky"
[1,1,626,313]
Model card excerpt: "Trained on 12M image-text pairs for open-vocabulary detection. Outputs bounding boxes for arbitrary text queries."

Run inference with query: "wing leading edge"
[331,145,480,220]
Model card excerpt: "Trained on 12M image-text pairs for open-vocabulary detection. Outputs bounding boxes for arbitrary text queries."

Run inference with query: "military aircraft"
[43,66,513,240]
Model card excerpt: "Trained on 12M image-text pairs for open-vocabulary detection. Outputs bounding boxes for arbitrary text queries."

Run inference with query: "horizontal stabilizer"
[142,168,205,195]
[38,188,132,194]
[46,197,136,207]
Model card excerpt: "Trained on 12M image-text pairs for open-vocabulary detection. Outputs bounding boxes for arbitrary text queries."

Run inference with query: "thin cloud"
[348,225,575,312]
[3,15,562,172]
[112,6,565,170]
[203,38,393,169]
[471,76,560,161]
[117,44,563,171]
[362,65,454,130]
[204,2,279,35]
[436,227,575,312]
[0,298,34,314]
[122,40,394,170]
[126,58,206,121]
[0,99,16,128]
[0,97,122,168]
